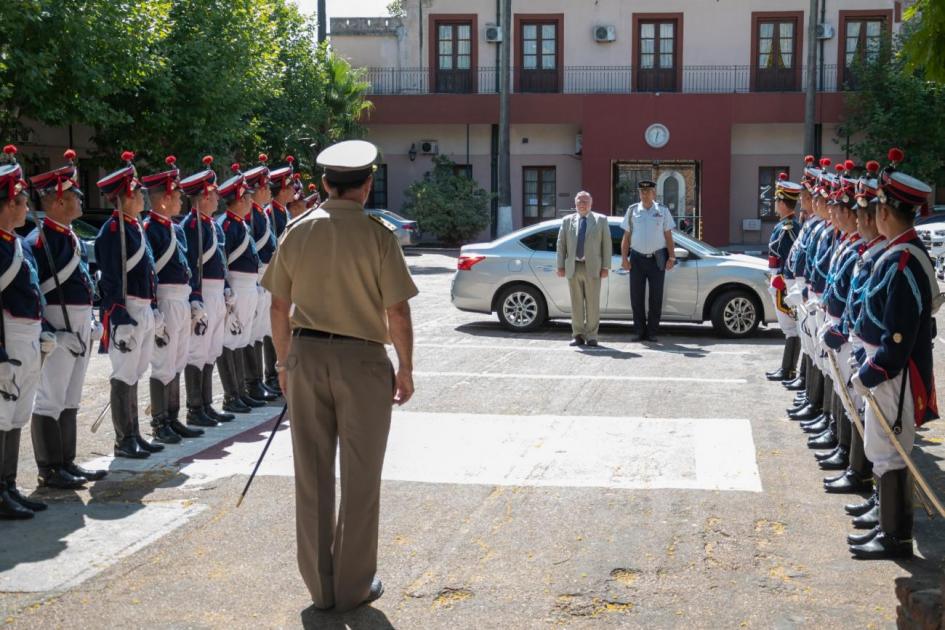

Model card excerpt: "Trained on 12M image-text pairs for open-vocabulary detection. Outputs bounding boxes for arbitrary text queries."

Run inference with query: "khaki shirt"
[261,198,418,344]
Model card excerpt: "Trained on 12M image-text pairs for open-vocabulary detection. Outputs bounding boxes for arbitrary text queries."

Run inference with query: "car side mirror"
[674,247,689,260]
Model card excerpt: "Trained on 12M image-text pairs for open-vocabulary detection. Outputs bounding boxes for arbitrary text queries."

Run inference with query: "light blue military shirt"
[620,202,676,255]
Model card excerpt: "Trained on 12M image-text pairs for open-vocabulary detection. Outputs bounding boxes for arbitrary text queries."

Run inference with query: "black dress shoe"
[826,471,872,494]
[807,430,837,449]
[37,467,86,490]
[801,414,829,431]
[188,408,220,427]
[363,578,384,606]
[223,397,252,414]
[631,334,647,342]
[0,484,33,520]
[586,339,599,347]
[815,445,841,462]
[845,492,877,516]
[646,335,659,343]
[850,532,913,560]
[63,462,107,482]
[569,336,585,347]
[246,382,278,402]
[847,525,880,545]
[818,447,849,470]
[6,485,47,512]
[789,404,821,421]
[264,378,282,396]
[240,394,266,409]
[114,436,150,459]
[135,434,165,453]
[852,504,880,529]
[205,406,235,422]
[765,368,786,381]
[169,418,204,438]
[152,423,182,445]
[784,377,806,391]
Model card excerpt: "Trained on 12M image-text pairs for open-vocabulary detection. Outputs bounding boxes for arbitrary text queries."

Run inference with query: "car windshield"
[72,220,98,240]
[379,210,413,222]
[673,232,725,256]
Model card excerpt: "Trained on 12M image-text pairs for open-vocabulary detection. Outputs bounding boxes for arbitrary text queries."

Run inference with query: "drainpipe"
[803,0,817,156]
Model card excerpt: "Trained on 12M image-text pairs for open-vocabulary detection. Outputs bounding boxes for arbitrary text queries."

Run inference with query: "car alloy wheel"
[723,296,757,336]
[503,290,539,328]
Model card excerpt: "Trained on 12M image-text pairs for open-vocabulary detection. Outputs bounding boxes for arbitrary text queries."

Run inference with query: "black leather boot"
[825,470,873,494]
[202,364,234,422]
[263,336,281,395]
[807,425,837,449]
[791,368,824,419]
[845,490,877,516]
[847,525,880,545]
[784,355,807,390]
[0,478,33,520]
[167,373,203,437]
[59,408,107,481]
[801,413,830,433]
[850,469,914,559]
[242,344,276,402]
[819,446,849,471]
[766,337,796,381]
[149,378,181,444]
[815,445,842,462]
[219,349,253,413]
[852,502,880,529]
[132,383,164,453]
[2,429,46,512]
[112,379,150,459]
[185,364,218,427]
[821,402,851,470]
[31,413,85,489]
[235,347,265,408]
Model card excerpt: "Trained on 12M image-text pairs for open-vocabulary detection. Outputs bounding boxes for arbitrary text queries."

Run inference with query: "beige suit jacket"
[555,211,613,279]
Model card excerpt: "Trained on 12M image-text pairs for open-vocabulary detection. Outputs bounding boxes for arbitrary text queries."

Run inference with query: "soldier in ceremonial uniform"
[765,174,801,381]
[0,145,49,518]
[216,164,263,412]
[848,148,938,559]
[27,150,107,489]
[179,157,233,428]
[241,155,278,402]
[95,151,163,459]
[262,140,418,611]
[142,156,203,444]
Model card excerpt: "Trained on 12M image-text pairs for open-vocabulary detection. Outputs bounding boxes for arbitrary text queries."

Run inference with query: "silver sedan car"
[451,217,777,338]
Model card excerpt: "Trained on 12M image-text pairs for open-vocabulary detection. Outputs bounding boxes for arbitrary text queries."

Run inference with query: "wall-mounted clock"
[645,123,670,149]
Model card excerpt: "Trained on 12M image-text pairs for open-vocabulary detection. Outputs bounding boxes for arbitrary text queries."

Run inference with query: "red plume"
[778,172,788,181]
[2,145,16,156]
[231,163,240,173]
[804,155,815,165]
[63,149,77,161]
[292,173,301,181]
[844,159,855,171]
[202,155,214,166]
[888,147,904,163]
[258,153,268,163]
[820,158,832,168]
[866,160,880,174]
[835,164,845,173]
[165,155,177,166]
[308,184,317,192]
[121,150,134,162]
[286,155,295,164]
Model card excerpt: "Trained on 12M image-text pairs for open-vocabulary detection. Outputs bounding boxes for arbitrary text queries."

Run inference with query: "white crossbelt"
[0,239,24,292]
[227,228,250,265]
[39,241,80,295]
[125,235,146,272]
[202,223,218,264]
[253,213,272,251]
[153,224,178,274]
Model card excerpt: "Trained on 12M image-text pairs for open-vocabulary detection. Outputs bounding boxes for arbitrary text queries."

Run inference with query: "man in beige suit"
[556,191,612,347]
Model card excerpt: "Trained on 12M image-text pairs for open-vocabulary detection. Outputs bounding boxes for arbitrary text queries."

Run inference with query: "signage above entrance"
[645,123,670,149]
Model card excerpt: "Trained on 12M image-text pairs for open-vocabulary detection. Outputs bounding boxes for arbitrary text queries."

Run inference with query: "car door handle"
[536,265,555,272]
[614,269,630,275]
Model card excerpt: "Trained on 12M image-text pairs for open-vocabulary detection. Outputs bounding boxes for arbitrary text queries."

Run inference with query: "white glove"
[191,301,208,336]
[847,353,861,373]
[113,324,137,353]
[40,331,57,355]
[850,373,870,398]
[227,313,243,336]
[153,310,165,330]
[0,360,18,401]
[224,287,236,306]
[90,319,104,342]
[154,321,170,348]
[54,330,86,357]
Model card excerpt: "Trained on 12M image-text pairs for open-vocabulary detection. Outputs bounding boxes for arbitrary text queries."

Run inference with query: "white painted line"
[413,342,755,357]
[178,411,763,493]
[413,371,747,384]
[0,500,205,593]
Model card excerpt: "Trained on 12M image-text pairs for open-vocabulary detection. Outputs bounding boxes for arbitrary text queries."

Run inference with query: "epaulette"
[368,213,387,228]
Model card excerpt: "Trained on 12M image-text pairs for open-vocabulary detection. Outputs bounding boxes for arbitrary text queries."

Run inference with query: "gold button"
[893,332,903,343]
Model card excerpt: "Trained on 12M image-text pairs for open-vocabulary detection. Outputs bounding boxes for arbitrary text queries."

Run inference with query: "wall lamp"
[408,143,417,162]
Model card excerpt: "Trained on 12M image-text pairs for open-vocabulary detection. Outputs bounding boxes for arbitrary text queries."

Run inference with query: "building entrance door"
[612,161,700,238]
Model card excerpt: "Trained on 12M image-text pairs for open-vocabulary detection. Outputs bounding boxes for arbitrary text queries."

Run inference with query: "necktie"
[576,215,587,260]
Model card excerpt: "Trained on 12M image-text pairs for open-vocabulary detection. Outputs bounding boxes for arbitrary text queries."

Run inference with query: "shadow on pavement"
[301,603,394,629]
[407,265,454,276]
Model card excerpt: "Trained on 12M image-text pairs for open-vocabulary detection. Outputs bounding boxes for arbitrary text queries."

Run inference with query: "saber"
[236,404,288,508]
[863,390,945,519]
[90,401,110,433]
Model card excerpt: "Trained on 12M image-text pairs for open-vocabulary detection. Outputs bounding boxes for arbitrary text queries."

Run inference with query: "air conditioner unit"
[594,25,617,43]
[816,23,835,39]
[419,140,438,155]
[485,24,503,43]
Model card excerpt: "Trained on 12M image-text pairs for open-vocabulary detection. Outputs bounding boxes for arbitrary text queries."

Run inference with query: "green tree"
[837,38,945,188]
[386,0,406,18]
[900,0,945,83]
[402,156,491,245]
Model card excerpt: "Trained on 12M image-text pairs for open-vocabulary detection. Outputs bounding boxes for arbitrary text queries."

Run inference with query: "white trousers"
[151,284,191,384]
[768,284,798,338]
[187,279,225,367]
[109,297,155,385]
[0,318,41,431]
[863,344,915,477]
[252,264,272,344]
[34,305,93,418]
[225,272,258,350]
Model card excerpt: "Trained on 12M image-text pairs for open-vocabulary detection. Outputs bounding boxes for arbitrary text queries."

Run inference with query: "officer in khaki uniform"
[261,140,417,612]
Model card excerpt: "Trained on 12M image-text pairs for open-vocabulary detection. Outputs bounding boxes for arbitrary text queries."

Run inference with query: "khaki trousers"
[286,334,394,611]
[568,261,602,340]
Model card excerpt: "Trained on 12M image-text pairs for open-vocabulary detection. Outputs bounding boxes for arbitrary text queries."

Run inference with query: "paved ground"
[2,250,945,629]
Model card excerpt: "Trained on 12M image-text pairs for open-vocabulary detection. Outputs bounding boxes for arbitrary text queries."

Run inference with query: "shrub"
[402,155,492,245]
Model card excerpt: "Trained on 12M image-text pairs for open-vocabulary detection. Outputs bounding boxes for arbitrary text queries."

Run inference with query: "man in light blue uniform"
[619,180,676,342]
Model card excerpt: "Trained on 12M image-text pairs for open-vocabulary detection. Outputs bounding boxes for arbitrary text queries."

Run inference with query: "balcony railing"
[362,65,842,96]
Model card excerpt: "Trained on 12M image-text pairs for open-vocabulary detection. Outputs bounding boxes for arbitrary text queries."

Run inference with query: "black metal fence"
[362,65,842,95]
